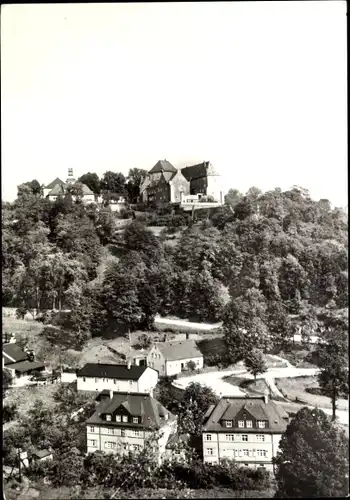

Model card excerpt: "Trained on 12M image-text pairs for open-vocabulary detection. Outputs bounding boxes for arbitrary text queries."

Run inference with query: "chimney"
[110,389,113,400]
[264,394,269,404]
[127,360,131,369]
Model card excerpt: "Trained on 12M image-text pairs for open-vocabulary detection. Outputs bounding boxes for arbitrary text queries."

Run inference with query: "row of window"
[82,377,134,385]
[89,425,140,435]
[223,420,267,429]
[104,415,139,423]
[206,448,268,458]
[88,439,143,450]
[105,428,141,437]
[205,434,265,442]
[150,352,161,359]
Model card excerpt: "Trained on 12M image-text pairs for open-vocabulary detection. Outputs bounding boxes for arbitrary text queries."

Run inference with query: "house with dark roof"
[85,391,177,461]
[181,161,224,203]
[76,362,158,395]
[140,159,190,204]
[3,343,45,386]
[43,169,95,203]
[147,340,203,376]
[201,395,289,471]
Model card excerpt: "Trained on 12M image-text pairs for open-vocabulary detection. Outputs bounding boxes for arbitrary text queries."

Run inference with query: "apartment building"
[85,391,177,462]
[76,362,158,395]
[202,396,289,472]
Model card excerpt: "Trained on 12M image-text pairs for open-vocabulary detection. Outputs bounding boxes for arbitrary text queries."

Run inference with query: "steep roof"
[166,432,190,449]
[3,344,28,364]
[78,183,94,195]
[32,449,52,459]
[149,160,177,174]
[86,392,175,430]
[154,340,203,362]
[202,396,289,434]
[77,363,148,380]
[7,360,45,373]
[47,183,66,196]
[181,161,219,181]
[45,177,66,189]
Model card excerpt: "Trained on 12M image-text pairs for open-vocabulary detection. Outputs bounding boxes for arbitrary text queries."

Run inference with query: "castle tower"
[66,168,76,184]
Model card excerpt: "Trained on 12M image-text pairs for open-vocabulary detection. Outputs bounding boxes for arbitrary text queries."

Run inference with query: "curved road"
[173,361,349,426]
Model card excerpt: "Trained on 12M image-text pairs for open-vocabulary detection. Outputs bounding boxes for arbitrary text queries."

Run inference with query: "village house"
[76,362,158,395]
[147,340,204,376]
[3,343,46,386]
[202,395,289,471]
[85,391,177,462]
[43,168,95,203]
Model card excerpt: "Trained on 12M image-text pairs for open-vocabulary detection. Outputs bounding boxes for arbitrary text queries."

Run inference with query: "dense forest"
[2,178,348,361]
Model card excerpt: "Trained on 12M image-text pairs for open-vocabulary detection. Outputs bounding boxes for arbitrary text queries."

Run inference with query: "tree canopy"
[274,407,349,498]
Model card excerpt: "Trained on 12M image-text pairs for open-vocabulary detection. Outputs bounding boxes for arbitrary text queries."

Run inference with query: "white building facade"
[76,363,158,396]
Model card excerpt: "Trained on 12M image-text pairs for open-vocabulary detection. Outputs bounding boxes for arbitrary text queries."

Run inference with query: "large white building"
[85,391,177,462]
[202,395,289,472]
[76,362,158,395]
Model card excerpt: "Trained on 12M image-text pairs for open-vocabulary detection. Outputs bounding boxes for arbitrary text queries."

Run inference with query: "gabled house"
[43,169,96,203]
[85,391,177,461]
[202,395,289,471]
[43,178,66,198]
[76,362,158,395]
[3,344,46,386]
[147,340,203,376]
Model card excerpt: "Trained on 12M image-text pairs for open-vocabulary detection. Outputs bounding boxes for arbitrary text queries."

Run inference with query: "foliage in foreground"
[274,407,349,498]
[27,447,271,492]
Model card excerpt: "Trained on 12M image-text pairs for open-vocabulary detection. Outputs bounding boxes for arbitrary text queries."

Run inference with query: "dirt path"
[154,316,222,330]
[173,360,349,425]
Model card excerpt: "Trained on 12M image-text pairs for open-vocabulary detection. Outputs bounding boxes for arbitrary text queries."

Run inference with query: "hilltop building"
[140,159,224,205]
[43,168,95,203]
[202,395,289,471]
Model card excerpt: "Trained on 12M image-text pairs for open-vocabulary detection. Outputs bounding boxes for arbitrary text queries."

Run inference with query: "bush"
[3,403,17,423]
[16,306,28,319]
[119,208,133,219]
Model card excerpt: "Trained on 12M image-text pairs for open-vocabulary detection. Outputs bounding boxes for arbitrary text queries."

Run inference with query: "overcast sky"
[1,2,347,206]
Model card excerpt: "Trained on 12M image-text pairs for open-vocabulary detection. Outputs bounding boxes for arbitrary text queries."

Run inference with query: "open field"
[3,384,58,431]
[275,376,348,410]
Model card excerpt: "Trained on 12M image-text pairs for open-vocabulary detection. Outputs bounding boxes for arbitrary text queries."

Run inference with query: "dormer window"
[122,416,128,423]
[116,415,121,422]
[133,417,139,424]
[226,420,232,428]
[238,420,244,428]
[258,420,266,429]
[106,414,111,421]
[246,420,253,428]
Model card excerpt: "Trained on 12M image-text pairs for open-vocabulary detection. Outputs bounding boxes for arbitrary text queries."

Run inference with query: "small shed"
[31,449,53,462]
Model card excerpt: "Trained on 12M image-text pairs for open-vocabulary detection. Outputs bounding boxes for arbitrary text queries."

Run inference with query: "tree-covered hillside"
[2,183,348,357]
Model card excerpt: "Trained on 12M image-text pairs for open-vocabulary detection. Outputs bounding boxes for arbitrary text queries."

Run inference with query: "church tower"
[66,168,76,184]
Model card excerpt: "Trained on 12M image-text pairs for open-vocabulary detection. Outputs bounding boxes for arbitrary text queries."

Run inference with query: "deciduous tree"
[274,407,349,497]
[315,313,348,420]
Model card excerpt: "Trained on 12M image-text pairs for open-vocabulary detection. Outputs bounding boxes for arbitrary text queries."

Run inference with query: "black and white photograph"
[1,2,348,499]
